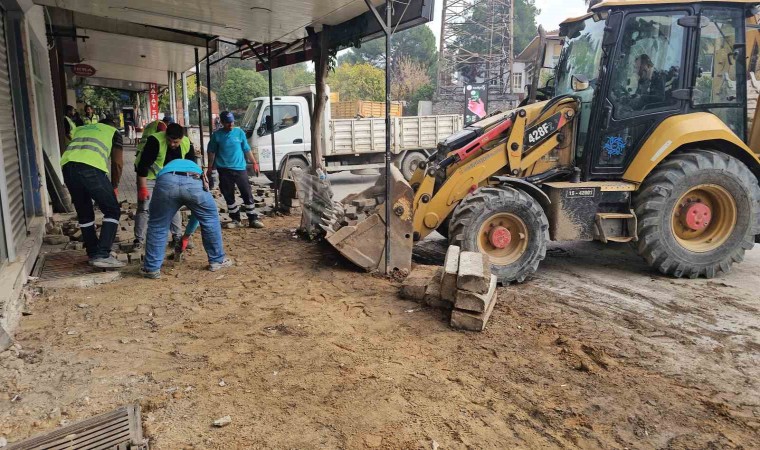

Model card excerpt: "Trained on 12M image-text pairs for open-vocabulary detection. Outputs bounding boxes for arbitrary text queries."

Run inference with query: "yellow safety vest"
[82,115,99,125]
[61,123,116,173]
[64,116,77,139]
[137,120,162,154]
[136,131,190,179]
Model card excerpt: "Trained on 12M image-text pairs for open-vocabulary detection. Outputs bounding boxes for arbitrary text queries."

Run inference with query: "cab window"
[260,105,299,134]
[609,13,687,119]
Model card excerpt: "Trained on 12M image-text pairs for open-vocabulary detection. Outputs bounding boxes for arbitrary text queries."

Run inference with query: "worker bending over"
[134,123,194,249]
[141,156,232,278]
[60,118,125,268]
[206,111,264,228]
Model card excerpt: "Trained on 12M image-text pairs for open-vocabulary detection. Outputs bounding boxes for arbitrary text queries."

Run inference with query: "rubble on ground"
[400,247,499,332]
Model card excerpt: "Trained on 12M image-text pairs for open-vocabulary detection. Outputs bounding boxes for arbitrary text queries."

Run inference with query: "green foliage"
[218,68,268,112]
[329,63,385,101]
[513,0,540,56]
[80,86,125,111]
[339,26,438,69]
[406,83,434,115]
[158,74,197,113]
[271,63,314,95]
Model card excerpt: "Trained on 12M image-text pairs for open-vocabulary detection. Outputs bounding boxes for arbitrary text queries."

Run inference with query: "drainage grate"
[7,404,147,450]
[33,250,98,280]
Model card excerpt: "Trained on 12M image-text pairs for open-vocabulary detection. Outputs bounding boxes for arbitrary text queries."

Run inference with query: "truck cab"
[240,93,316,179]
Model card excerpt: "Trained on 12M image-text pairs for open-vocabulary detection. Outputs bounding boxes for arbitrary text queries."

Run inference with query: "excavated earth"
[1,214,759,449]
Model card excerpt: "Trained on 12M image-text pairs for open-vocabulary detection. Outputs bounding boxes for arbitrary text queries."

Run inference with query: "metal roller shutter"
[0,9,26,251]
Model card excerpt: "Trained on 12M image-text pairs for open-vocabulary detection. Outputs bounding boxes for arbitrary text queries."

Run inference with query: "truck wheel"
[280,156,309,181]
[400,152,426,181]
[634,150,760,278]
[449,186,549,284]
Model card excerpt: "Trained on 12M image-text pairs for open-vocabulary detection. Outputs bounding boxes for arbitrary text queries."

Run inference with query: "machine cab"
[557,1,757,180]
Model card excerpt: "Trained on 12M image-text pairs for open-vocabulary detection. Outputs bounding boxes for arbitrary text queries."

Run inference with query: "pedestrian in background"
[206,111,264,228]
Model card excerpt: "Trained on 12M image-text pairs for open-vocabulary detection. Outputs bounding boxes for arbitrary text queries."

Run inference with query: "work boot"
[224,221,242,229]
[91,256,126,269]
[248,219,264,229]
[140,267,161,279]
[209,258,234,272]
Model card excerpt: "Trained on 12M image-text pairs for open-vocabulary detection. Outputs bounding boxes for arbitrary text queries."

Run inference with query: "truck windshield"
[555,17,606,97]
[241,100,263,132]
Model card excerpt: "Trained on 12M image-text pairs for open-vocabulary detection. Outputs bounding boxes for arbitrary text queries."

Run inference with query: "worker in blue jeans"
[140,158,233,278]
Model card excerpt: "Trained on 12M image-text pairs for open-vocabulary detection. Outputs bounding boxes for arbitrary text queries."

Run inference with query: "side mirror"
[265,115,273,131]
[544,76,555,88]
[571,74,590,92]
[257,126,266,137]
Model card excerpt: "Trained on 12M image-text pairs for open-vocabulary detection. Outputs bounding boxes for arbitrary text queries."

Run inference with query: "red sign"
[148,83,159,122]
[72,64,96,77]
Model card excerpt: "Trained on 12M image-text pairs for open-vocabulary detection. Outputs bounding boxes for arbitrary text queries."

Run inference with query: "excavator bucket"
[322,165,415,275]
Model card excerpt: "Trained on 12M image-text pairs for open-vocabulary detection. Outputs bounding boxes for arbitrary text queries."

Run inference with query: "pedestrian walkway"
[119,145,138,204]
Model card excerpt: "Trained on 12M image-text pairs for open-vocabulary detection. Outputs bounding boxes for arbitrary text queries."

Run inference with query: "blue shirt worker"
[206,111,264,228]
[60,118,125,268]
[141,156,232,278]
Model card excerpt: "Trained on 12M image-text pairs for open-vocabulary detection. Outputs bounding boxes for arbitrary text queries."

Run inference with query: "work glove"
[180,235,190,252]
[138,186,150,202]
[253,161,260,177]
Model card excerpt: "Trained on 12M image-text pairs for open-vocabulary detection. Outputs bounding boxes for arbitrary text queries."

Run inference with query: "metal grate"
[7,404,147,450]
[33,250,99,281]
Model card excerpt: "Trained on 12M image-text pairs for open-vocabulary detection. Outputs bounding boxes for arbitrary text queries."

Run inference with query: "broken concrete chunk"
[213,415,232,427]
[400,265,439,302]
[424,267,452,310]
[451,293,498,332]
[440,245,460,302]
[455,274,497,313]
[43,235,70,245]
[457,251,491,294]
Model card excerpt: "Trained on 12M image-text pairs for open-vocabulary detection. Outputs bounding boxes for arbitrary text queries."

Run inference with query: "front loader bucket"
[322,166,414,275]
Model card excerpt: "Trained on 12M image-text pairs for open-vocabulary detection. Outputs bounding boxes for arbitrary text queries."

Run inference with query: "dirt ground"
[1,214,759,449]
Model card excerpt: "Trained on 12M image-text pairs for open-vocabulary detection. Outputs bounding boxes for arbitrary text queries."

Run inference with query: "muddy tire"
[400,151,426,181]
[280,156,309,181]
[634,150,760,278]
[449,186,549,284]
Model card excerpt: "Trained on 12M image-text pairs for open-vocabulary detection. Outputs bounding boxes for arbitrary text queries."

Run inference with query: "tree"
[329,63,385,101]
[339,25,438,70]
[80,86,124,112]
[218,68,268,112]
[272,63,314,95]
[513,0,540,56]
[407,83,434,116]
[390,57,430,102]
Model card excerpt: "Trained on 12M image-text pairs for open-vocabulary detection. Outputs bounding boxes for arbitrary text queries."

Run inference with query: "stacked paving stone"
[400,246,499,331]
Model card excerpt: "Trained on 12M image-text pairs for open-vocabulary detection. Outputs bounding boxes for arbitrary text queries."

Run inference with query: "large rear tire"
[634,150,760,278]
[449,186,549,284]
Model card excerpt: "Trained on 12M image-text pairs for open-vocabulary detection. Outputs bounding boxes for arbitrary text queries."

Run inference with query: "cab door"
[257,103,306,171]
[585,9,691,179]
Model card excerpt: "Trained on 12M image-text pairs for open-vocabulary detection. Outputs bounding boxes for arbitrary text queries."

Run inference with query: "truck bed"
[327,115,463,156]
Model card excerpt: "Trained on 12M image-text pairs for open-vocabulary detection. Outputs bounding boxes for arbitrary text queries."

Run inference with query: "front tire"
[449,186,549,284]
[634,150,760,278]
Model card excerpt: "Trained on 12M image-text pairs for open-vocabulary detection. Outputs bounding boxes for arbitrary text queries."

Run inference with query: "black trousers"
[217,168,258,222]
[62,162,120,259]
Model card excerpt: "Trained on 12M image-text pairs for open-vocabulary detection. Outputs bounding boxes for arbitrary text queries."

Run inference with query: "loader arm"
[412,98,579,240]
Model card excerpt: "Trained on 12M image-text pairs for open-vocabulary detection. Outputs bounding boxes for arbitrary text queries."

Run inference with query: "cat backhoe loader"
[321,0,760,283]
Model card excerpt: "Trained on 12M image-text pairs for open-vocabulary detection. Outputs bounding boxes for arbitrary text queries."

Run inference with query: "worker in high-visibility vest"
[82,104,99,125]
[60,118,125,268]
[63,105,77,142]
[133,122,194,249]
[135,115,171,163]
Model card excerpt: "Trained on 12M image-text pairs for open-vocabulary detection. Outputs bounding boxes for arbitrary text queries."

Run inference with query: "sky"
[425,0,589,49]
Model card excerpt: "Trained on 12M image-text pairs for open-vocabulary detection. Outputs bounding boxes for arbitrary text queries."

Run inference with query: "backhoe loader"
[321,0,760,283]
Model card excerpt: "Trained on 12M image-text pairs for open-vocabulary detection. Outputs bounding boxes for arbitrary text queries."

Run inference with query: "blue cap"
[162,115,173,123]
[220,111,234,123]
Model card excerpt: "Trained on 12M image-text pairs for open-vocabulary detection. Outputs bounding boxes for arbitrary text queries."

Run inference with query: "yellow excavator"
[321,0,760,283]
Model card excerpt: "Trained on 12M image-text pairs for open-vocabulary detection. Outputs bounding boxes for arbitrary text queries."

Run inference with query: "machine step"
[594,211,638,244]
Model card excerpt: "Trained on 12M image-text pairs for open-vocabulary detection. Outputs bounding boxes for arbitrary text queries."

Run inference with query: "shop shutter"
[0,9,27,251]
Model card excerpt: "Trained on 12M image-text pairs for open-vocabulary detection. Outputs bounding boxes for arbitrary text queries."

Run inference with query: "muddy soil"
[1,215,759,449]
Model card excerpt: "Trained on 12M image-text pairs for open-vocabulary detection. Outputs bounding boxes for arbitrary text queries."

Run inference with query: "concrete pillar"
[181,72,190,126]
